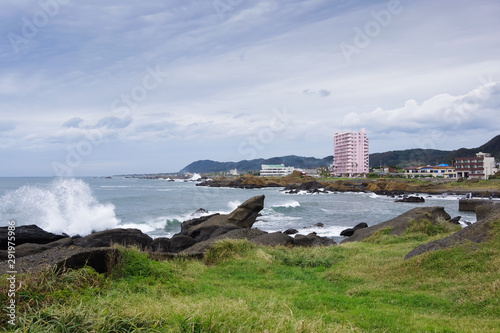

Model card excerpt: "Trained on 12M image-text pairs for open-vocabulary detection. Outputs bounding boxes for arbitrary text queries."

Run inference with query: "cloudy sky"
[1,0,499,176]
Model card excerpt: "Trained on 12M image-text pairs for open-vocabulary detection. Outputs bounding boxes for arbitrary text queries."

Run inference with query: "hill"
[444,134,500,163]
[369,149,451,168]
[180,155,333,173]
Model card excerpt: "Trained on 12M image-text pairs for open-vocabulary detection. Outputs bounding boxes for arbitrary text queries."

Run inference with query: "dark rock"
[178,195,265,242]
[73,228,152,249]
[450,216,461,225]
[314,223,324,228]
[293,233,336,247]
[225,195,265,228]
[251,232,294,246]
[15,237,73,258]
[56,247,121,274]
[181,213,220,233]
[354,222,368,229]
[191,208,209,216]
[405,204,500,259]
[169,235,198,253]
[340,228,355,237]
[395,196,425,203]
[0,225,65,249]
[342,207,452,243]
[284,228,299,235]
[151,237,171,252]
[283,181,326,194]
[340,222,368,237]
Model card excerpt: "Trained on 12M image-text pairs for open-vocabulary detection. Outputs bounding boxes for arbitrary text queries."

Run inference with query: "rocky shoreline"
[2,185,500,275]
[197,172,500,198]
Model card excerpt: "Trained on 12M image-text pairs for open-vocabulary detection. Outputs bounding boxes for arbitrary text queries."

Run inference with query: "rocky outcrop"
[294,233,336,247]
[405,204,500,260]
[73,228,153,249]
[0,225,66,249]
[177,195,265,242]
[395,196,425,203]
[341,207,452,243]
[0,194,337,273]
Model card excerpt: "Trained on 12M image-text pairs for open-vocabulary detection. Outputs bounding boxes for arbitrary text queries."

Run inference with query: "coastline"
[197,173,500,197]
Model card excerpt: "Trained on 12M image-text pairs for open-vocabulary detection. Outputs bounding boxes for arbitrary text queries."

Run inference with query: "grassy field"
[1,218,499,332]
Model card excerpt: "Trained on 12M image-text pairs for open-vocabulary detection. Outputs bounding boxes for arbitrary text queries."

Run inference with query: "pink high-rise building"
[333,128,369,177]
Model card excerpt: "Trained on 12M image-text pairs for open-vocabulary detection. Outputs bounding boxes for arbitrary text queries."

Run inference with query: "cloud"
[95,116,132,129]
[302,89,331,97]
[62,117,84,128]
[0,121,16,132]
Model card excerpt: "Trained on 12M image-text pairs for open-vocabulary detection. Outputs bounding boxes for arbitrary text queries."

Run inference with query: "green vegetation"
[1,221,499,332]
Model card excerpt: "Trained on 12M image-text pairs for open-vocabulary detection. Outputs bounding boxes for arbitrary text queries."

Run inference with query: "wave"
[272,200,300,208]
[0,178,119,236]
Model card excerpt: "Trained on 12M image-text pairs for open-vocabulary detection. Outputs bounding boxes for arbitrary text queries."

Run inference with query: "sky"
[1,0,499,176]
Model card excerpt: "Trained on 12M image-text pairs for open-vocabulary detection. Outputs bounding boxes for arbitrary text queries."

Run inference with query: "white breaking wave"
[272,200,300,208]
[0,178,119,236]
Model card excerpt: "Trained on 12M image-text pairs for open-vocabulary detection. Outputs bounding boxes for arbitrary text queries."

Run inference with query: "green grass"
[1,222,500,332]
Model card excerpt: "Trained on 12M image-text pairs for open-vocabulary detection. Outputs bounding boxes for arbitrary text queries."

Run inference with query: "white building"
[333,128,369,177]
[260,164,295,177]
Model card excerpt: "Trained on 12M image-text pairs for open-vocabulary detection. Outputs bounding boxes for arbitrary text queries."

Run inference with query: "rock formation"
[341,207,452,243]
[405,204,500,260]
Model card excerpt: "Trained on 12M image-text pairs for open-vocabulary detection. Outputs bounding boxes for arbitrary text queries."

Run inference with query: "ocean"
[0,177,476,243]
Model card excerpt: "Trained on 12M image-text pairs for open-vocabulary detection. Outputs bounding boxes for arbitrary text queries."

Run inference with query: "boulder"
[405,204,500,259]
[0,225,65,249]
[340,222,368,237]
[251,232,294,246]
[169,235,198,253]
[284,228,299,235]
[341,207,451,243]
[178,195,265,242]
[56,248,121,274]
[225,195,265,228]
[181,213,220,233]
[151,237,171,252]
[293,233,336,247]
[73,228,152,249]
[450,216,461,225]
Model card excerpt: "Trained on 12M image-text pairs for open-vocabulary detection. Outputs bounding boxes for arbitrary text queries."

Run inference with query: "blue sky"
[1,0,499,176]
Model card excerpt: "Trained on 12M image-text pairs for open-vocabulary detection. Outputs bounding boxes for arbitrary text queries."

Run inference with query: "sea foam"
[0,178,119,236]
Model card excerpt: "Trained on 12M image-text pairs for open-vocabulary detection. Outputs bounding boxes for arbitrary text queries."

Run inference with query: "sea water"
[0,177,476,243]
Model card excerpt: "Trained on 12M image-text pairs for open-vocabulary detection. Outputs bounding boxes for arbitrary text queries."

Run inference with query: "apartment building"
[455,152,498,180]
[333,128,369,177]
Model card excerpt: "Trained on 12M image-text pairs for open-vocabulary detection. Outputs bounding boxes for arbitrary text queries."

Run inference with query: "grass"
[1,221,499,332]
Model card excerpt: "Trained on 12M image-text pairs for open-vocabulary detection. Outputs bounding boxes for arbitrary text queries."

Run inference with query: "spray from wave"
[0,178,119,236]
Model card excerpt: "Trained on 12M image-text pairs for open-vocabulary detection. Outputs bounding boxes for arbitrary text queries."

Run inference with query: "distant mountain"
[179,135,500,173]
[369,149,452,168]
[180,155,333,173]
